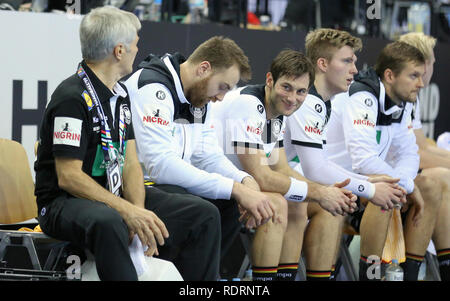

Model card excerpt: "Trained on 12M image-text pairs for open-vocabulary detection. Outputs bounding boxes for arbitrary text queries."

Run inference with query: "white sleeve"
[386,104,419,192]
[344,92,415,193]
[190,109,251,184]
[288,98,326,149]
[411,98,422,130]
[286,107,376,199]
[227,95,266,150]
[128,82,234,200]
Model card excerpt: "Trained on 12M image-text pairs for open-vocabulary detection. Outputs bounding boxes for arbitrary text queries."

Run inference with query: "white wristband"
[284,177,308,202]
[365,182,376,200]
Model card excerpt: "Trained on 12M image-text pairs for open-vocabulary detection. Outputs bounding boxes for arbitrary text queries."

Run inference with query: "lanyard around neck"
[77,64,125,163]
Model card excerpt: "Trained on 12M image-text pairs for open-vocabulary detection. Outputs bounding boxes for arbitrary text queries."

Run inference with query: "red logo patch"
[247,125,262,135]
[143,116,170,126]
[304,125,322,135]
[353,119,375,127]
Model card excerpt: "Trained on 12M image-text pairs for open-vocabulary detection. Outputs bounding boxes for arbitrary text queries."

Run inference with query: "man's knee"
[265,193,288,228]
[287,201,308,225]
[308,202,343,226]
[415,173,442,209]
[196,197,222,224]
[179,195,222,233]
[416,172,439,194]
[90,206,129,239]
[422,167,450,191]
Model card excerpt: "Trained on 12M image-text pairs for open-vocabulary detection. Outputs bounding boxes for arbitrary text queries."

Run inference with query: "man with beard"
[398,32,450,281]
[283,28,406,281]
[326,41,443,280]
[210,49,358,281]
[124,36,275,280]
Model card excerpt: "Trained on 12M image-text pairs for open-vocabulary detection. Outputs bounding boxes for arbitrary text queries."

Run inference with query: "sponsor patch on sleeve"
[352,108,376,128]
[303,118,324,137]
[53,117,83,147]
[246,120,264,136]
[142,103,171,127]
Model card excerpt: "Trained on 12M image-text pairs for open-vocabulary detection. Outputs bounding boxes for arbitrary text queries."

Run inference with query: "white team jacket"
[124,54,249,200]
[411,98,422,130]
[326,76,419,194]
[284,85,376,199]
[210,84,285,170]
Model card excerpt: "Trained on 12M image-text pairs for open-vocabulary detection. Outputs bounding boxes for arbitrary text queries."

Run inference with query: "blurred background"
[1,0,449,175]
[1,0,449,42]
[1,4,448,279]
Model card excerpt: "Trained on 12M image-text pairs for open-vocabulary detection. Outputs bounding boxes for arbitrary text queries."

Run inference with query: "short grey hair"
[80,6,141,62]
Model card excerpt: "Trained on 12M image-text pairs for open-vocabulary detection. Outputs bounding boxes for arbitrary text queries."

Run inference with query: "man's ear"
[265,72,274,88]
[317,57,328,73]
[383,68,396,84]
[113,43,125,61]
[197,61,212,77]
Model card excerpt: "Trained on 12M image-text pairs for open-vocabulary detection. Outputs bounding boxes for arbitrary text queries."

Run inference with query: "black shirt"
[34,61,135,209]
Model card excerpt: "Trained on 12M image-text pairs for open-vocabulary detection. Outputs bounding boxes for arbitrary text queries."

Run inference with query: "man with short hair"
[35,6,171,281]
[283,28,406,281]
[210,49,358,281]
[326,41,443,280]
[125,36,276,280]
[35,6,226,281]
[399,32,450,281]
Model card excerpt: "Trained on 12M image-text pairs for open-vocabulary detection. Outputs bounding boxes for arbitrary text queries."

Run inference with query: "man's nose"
[417,76,424,89]
[215,93,226,102]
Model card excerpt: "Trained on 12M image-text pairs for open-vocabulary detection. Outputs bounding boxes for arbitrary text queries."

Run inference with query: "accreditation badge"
[106,159,122,196]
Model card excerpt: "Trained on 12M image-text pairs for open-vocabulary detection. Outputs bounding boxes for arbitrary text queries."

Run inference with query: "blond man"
[211,49,357,281]
[399,32,450,281]
[125,36,277,280]
[284,28,405,280]
[326,41,443,281]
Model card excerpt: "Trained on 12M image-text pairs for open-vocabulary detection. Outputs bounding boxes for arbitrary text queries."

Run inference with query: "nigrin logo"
[143,115,169,126]
[353,119,375,127]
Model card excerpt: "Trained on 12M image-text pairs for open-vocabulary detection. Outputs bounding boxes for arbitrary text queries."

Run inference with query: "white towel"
[129,235,149,277]
[80,236,183,281]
